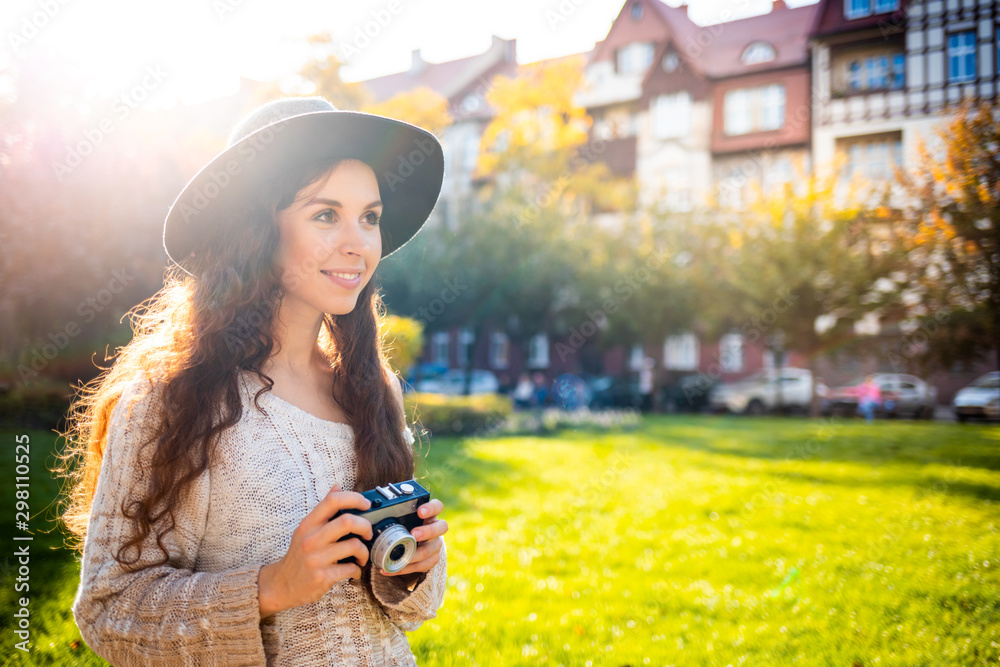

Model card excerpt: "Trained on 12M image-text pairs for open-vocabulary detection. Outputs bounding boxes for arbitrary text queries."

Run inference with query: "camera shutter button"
[400,483,414,494]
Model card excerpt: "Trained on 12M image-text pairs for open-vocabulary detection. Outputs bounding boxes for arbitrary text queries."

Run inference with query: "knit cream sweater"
[72,369,447,666]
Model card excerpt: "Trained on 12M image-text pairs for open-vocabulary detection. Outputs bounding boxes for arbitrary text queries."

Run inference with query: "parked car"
[403,362,449,392]
[661,374,717,413]
[953,371,1000,423]
[414,369,501,395]
[584,374,642,409]
[825,373,937,419]
[708,367,819,415]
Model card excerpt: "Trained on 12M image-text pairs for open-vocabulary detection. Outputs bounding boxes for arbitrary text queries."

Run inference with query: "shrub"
[0,379,75,429]
[500,407,642,435]
[405,392,512,437]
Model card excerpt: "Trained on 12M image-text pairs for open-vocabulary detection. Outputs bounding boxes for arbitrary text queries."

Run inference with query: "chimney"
[772,0,787,10]
[410,49,426,75]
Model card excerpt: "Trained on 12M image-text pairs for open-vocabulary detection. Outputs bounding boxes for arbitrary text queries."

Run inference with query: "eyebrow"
[298,197,383,210]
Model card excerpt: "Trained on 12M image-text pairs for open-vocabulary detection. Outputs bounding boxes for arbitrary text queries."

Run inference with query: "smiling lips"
[321,269,363,288]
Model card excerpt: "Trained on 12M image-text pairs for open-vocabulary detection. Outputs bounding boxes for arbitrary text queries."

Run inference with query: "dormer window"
[663,51,680,72]
[742,42,776,65]
[631,2,644,20]
[617,42,655,74]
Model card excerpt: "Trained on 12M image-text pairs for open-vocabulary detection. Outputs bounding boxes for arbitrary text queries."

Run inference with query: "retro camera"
[331,480,430,573]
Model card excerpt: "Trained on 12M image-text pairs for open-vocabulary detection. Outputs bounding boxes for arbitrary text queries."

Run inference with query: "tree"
[362,87,452,136]
[293,33,372,110]
[382,314,424,378]
[898,100,1000,371]
[690,169,907,415]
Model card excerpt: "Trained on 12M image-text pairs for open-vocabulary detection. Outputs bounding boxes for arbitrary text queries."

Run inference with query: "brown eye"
[364,212,381,226]
[314,209,335,223]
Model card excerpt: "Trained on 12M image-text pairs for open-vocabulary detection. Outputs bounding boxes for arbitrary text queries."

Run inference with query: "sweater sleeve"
[368,538,448,632]
[71,375,267,666]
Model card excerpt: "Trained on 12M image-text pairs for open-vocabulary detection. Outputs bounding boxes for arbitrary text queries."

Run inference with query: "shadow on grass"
[414,433,516,515]
[641,415,1000,473]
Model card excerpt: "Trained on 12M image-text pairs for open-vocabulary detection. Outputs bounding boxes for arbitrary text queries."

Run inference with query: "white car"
[414,369,501,395]
[709,367,819,415]
[954,372,1000,422]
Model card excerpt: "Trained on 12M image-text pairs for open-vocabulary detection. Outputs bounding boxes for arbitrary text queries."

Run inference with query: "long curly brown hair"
[57,155,414,571]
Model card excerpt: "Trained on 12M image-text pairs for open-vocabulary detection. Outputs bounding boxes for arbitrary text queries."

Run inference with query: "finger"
[325,561,364,583]
[325,536,370,569]
[412,518,448,543]
[304,490,371,530]
[380,542,442,576]
[418,499,444,521]
[324,513,374,543]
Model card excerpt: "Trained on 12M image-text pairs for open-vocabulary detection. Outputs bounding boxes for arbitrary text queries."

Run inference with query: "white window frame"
[629,343,645,371]
[664,333,699,371]
[724,84,784,136]
[948,31,977,83]
[617,42,654,74]
[719,333,744,373]
[458,327,474,366]
[489,331,510,369]
[526,333,550,369]
[651,91,692,139]
[431,332,450,366]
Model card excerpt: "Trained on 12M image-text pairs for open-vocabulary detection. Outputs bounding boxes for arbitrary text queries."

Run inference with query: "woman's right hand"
[258,484,373,619]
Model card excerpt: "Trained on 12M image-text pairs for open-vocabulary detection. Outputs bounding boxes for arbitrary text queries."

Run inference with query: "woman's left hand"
[380,498,447,577]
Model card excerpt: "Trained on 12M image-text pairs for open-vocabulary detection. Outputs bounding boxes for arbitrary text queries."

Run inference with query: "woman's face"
[274,159,383,318]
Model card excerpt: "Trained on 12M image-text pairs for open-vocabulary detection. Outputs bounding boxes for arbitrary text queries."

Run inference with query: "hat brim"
[163,110,444,275]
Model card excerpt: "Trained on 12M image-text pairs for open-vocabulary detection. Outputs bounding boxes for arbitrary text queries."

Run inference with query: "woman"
[59,97,449,666]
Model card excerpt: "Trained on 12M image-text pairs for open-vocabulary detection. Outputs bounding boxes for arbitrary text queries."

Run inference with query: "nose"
[333,218,372,256]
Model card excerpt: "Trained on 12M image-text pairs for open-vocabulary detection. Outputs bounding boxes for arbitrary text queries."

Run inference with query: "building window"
[489,331,509,369]
[617,42,655,74]
[631,2,643,20]
[664,333,699,371]
[663,51,680,72]
[724,84,785,135]
[839,132,903,182]
[846,0,897,18]
[431,332,450,366]
[652,92,691,139]
[527,333,550,368]
[847,53,905,91]
[948,31,977,83]
[741,42,776,65]
[458,327,474,366]
[462,134,480,171]
[719,333,744,373]
[629,343,645,371]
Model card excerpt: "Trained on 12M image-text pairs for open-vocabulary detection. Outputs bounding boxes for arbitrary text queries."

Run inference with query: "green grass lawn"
[2,416,998,665]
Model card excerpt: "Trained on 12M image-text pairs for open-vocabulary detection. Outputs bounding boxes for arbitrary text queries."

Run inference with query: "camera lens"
[371,522,417,573]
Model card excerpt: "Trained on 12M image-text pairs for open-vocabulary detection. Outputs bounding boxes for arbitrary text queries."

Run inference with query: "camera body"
[331,480,430,573]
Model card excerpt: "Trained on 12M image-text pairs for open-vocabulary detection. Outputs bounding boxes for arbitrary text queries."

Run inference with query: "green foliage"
[899,100,1000,369]
[405,392,512,437]
[0,381,74,429]
[382,315,424,378]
